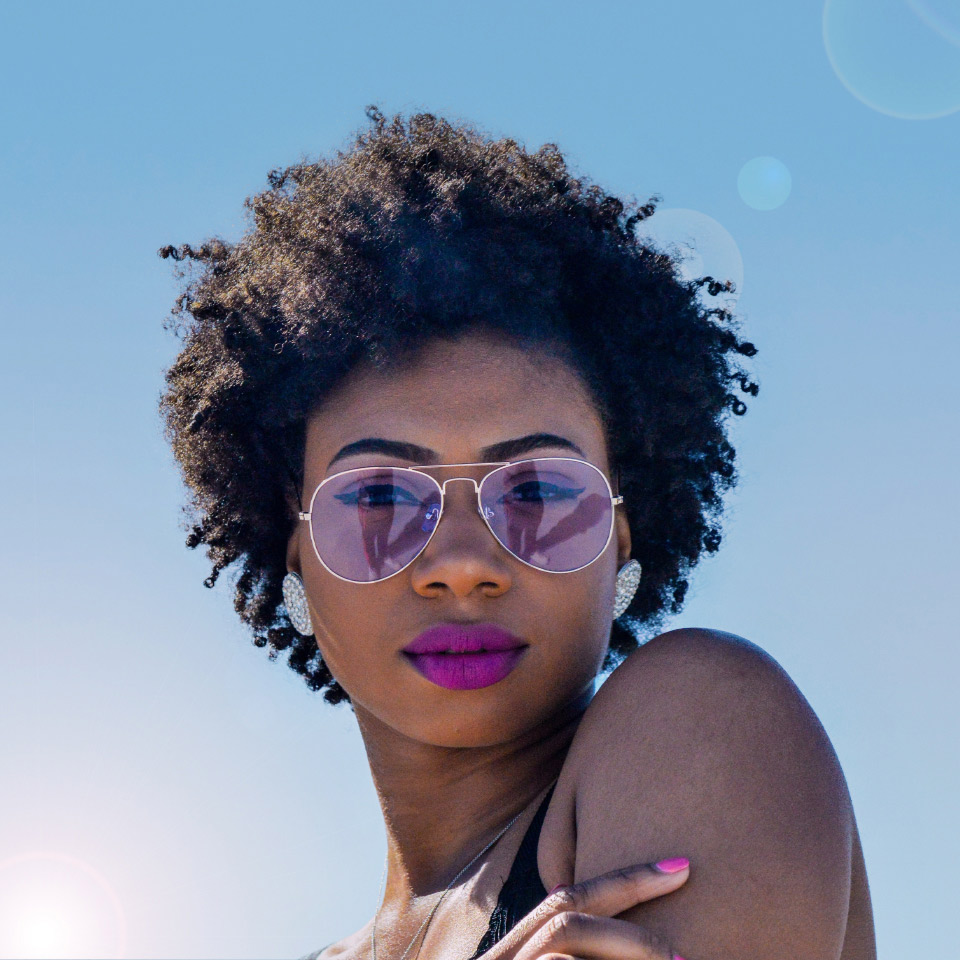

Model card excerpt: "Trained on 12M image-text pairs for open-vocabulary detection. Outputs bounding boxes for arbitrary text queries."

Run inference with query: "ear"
[286,519,304,576]
[283,464,307,574]
[614,508,632,569]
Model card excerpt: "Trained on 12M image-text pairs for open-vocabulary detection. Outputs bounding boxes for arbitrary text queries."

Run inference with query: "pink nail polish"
[673,955,687,960]
[654,857,690,873]
[548,883,568,895]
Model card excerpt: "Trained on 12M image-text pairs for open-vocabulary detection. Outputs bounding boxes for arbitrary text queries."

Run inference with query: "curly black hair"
[159,105,758,706]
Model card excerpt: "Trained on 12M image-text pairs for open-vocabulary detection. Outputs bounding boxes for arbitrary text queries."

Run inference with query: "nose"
[409,479,513,599]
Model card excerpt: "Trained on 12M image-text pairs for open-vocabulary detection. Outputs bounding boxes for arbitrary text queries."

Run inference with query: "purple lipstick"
[402,624,528,690]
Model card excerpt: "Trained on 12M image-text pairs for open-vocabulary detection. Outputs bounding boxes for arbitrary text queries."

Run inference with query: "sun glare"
[11,906,70,957]
[0,853,126,960]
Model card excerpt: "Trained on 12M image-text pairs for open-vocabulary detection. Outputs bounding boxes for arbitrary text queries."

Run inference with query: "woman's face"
[287,331,632,748]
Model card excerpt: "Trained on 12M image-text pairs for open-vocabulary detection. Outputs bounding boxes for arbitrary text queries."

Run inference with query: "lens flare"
[0,852,127,960]
[635,208,744,303]
[823,0,960,119]
[738,156,792,211]
[907,0,960,47]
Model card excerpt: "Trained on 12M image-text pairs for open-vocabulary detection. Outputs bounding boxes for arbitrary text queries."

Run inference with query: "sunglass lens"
[479,459,613,572]
[311,468,441,582]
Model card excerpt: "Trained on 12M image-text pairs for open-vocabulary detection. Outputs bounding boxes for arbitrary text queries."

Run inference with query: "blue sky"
[1,1,958,957]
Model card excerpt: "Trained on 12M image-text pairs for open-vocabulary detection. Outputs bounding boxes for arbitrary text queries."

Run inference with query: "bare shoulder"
[539,627,863,960]
[300,923,368,960]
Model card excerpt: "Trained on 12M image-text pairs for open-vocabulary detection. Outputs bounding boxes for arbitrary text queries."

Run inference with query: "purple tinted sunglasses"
[298,457,624,584]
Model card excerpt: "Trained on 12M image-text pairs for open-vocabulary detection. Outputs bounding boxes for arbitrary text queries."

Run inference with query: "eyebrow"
[326,432,587,471]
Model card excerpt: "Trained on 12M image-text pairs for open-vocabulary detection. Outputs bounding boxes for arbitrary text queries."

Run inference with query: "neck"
[355,685,591,901]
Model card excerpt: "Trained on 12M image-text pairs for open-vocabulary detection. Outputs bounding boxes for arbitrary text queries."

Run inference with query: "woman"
[159,107,876,960]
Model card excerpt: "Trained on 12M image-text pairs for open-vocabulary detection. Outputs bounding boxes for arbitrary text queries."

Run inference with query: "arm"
[540,628,861,960]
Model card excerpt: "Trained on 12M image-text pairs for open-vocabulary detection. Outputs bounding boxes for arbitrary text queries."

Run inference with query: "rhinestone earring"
[613,559,642,620]
[282,572,314,636]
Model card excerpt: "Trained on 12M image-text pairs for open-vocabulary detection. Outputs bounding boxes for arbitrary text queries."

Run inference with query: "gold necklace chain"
[370,782,557,960]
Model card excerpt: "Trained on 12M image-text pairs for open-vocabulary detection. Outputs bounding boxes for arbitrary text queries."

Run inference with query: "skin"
[286,330,876,960]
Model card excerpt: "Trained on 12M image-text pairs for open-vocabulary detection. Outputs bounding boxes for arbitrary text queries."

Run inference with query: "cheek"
[536,561,617,674]
[300,561,396,685]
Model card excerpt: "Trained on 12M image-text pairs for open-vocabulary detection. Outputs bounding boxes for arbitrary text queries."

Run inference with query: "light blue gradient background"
[1,1,957,957]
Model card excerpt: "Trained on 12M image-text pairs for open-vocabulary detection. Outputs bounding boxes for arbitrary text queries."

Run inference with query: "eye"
[501,480,586,503]
[334,483,421,508]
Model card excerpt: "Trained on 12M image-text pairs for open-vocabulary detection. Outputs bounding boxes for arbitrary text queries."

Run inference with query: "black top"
[298,785,554,960]
[466,783,554,958]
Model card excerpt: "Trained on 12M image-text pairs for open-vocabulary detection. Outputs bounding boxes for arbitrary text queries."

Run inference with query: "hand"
[475,859,691,960]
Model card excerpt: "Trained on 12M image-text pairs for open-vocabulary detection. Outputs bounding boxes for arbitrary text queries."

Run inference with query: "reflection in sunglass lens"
[311,468,441,582]
[480,460,613,572]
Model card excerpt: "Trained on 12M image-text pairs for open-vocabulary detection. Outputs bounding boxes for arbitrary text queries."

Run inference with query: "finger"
[551,858,691,922]
[481,859,689,959]
[512,911,675,960]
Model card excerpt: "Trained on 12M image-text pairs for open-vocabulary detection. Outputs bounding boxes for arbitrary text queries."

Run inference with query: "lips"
[402,624,528,690]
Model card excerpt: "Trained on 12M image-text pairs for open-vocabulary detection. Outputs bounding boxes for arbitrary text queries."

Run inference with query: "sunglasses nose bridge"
[435,476,487,522]
[437,475,482,497]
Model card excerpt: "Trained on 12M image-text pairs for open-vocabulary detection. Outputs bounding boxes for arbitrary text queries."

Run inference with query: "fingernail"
[548,883,568,895]
[654,857,689,874]
[673,955,687,960]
